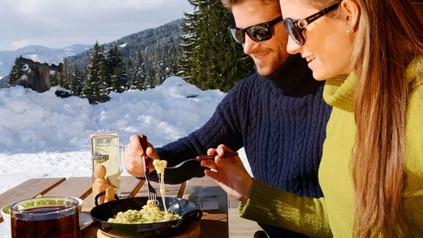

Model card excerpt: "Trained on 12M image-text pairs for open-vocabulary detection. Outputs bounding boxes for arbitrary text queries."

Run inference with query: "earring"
[345,19,352,33]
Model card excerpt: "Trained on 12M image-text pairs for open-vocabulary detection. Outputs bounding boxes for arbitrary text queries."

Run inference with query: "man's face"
[231,0,289,77]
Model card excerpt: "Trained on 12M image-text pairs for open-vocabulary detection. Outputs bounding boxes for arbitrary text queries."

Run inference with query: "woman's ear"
[341,0,360,32]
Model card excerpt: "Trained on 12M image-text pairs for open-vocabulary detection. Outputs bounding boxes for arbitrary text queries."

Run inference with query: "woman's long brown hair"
[352,0,423,236]
[308,0,423,236]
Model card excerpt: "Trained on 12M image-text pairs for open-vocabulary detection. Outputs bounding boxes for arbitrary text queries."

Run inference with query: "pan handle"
[94,191,120,206]
[171,209,203,229]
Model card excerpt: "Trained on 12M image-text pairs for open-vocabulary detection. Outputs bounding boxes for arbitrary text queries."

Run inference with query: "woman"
[201,0,423,237]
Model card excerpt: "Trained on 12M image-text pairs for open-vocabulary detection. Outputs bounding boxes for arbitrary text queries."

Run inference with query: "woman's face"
[280,0,354,80]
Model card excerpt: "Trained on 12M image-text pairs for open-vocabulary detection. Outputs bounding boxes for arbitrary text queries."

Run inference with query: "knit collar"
[323,56,423,113]
[323,73,355,112]
[263,54,314,94]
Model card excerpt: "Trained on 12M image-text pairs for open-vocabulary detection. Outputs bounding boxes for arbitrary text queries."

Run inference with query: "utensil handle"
[138,135,149,176]
[138,135,152,198]
[195,155,214,161]
[195,151,238,161]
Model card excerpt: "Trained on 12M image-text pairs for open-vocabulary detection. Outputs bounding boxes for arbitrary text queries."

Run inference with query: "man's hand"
[123,134,159,177]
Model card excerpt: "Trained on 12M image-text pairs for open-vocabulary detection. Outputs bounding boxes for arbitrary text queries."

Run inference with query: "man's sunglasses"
[228,16,283,44]
[283,2,341,46]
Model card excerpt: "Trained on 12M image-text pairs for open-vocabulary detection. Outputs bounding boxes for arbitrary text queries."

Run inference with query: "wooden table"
[0,176,228,238]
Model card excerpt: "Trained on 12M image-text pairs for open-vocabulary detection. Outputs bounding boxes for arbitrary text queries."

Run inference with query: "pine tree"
[68,66,84,95]
[129,52,147,90]
[105,45,126,93]
[50,72,59,86]
[178,14,194,81]
[8,58,25,86]
[84,42,107,96]
[178,0,254,92]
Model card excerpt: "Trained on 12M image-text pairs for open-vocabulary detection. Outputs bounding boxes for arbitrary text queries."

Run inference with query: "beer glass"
[90,131,124,198]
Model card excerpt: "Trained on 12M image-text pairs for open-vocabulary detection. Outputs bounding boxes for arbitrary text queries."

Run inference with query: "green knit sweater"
[239,57,423,237]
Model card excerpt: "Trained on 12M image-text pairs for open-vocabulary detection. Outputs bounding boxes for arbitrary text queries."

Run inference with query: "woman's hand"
[201,144,253,202]
[123,134,159,177]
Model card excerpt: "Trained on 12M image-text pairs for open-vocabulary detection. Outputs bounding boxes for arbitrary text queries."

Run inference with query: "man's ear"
[340,0,360,32]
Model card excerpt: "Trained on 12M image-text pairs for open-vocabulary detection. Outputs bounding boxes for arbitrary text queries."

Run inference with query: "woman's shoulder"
[407,56,423,89]
[406,57,423,152]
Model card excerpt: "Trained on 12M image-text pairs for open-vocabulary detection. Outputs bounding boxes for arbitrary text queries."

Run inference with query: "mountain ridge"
[0,19,182,80]
[0,44,92,78]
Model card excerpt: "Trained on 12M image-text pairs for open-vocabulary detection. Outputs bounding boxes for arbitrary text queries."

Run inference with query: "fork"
[138,135,157,201]
[164,155,214,170]
[165,152,239,170]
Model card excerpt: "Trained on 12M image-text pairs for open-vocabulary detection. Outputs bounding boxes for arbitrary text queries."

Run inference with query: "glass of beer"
[90,131,124,198]
[10,196,80,238]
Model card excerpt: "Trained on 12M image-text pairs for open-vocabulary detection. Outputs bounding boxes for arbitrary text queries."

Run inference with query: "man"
[124,0,331,237]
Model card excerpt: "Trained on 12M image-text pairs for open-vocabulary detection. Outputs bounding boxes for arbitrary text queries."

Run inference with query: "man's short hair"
[220,0,279,10]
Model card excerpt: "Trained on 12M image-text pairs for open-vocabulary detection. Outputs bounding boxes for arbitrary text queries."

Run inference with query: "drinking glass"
[10,196,80,238]
[90,131,124,198]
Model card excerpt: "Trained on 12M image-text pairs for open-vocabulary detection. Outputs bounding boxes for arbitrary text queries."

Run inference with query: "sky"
[0,0,194,51]
[0,76,251,201]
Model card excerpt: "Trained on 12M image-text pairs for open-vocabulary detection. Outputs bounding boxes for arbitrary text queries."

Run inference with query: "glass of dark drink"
[10,196,80,238]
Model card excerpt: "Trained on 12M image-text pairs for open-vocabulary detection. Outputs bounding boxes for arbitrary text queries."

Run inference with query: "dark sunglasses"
[283,2,341,46]
[228,16,283,44]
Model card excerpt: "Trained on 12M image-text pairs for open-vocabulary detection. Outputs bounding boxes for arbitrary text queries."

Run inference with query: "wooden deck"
[228,199,262,238]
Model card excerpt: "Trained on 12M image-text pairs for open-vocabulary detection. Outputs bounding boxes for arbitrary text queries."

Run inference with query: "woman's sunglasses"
[228,16,283,44]
[283,2,341,46]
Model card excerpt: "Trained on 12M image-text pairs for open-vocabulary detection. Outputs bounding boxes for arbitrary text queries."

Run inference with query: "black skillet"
[90,196,202,237]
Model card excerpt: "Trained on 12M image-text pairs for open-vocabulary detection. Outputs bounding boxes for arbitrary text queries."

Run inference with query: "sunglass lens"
[229,28,245,44]
[235,29,245,44]
[246,25,271,42]
[283,19,304,45]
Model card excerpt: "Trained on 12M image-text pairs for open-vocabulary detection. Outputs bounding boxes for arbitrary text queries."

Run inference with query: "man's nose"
[242,34,257,55]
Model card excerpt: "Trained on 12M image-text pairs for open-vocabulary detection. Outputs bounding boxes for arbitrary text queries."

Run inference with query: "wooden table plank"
[126,178,145,198]
[135,181,190,198]
[44,177,92,199]
[0,177,65,208]
[199,213,229,238]
[119,176,146,198]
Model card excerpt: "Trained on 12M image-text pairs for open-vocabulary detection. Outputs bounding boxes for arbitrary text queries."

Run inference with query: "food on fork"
[153,159,167,175]
[153,158,168,212]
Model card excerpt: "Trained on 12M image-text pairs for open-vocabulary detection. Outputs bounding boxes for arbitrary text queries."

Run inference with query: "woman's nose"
[286,36,301,55]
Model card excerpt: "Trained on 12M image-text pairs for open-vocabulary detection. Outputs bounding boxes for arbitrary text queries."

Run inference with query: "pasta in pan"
[107,200,180,224]
[108,158,180,224]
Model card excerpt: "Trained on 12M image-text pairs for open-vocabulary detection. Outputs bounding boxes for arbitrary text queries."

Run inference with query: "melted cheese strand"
[153,159,168,213]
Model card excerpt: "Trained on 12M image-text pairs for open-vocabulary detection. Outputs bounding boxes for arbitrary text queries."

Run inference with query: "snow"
[0,76,251,195]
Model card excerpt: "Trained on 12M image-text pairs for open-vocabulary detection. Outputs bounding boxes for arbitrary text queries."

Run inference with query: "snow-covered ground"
[0,76,251,194]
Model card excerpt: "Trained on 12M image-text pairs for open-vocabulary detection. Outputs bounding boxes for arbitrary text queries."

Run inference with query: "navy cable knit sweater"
[151,54,332,237]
